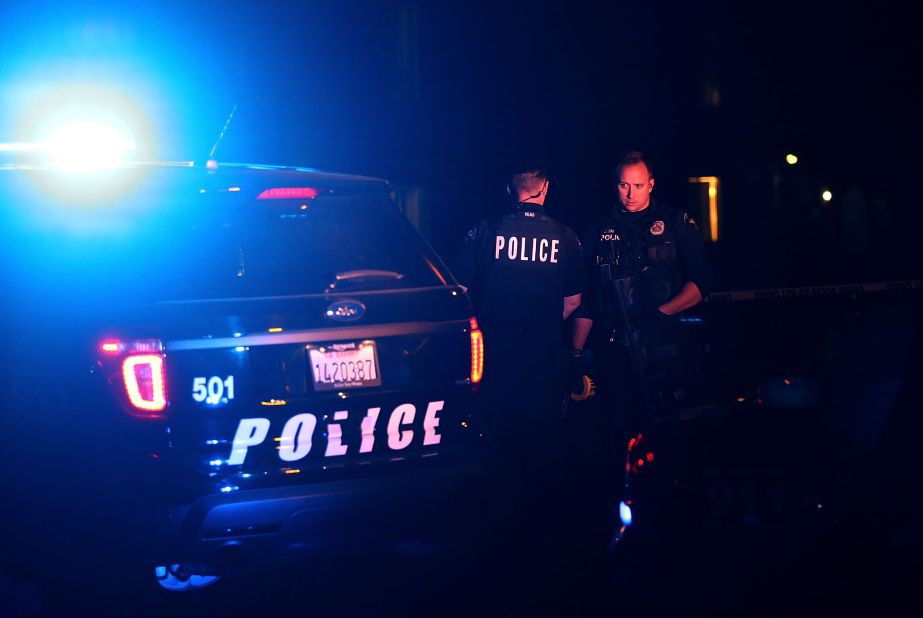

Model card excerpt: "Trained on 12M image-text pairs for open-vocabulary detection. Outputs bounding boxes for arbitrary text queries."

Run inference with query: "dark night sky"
[1,0,920,286]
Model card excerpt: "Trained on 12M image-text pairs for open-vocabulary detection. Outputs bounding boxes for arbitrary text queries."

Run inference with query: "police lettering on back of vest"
[453,169,586,331]
[494,234,560,263]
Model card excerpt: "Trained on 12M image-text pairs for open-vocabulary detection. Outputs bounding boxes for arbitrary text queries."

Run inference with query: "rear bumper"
[158,462,487,567]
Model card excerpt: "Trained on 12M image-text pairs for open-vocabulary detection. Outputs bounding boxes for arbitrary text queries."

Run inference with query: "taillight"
[97,338,168,418]
[469,318,484,384]
[122,354,167,412]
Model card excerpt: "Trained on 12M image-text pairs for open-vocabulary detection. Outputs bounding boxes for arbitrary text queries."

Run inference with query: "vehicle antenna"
[208,104,238,161]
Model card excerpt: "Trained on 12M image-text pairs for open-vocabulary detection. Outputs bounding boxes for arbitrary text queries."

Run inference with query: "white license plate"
[308,340,381,390]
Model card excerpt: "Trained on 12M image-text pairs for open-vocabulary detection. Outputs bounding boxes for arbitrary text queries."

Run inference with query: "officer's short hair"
[509,169,547,196]
[617,151,654,179]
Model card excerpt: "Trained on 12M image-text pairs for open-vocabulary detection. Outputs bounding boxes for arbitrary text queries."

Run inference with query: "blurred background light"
[619,500,633,527]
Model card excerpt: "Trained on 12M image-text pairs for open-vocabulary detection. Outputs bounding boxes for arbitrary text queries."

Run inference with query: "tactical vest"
[591,203,683,323]
[472,205,571,330]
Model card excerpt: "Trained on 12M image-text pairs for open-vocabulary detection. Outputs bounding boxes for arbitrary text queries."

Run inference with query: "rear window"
[1,177,448,313]
[152,193,446,300]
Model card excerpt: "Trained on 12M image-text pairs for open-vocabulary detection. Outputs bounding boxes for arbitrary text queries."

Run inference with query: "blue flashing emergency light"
[0,123,136,168]
[47,122,136,168]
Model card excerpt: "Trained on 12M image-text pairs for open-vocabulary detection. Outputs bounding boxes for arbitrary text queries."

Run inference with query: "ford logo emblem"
[325,300,366,322]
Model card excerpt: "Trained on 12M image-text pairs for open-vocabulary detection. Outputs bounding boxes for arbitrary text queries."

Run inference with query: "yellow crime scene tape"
[567,278,920,404]
[704,279,922,303]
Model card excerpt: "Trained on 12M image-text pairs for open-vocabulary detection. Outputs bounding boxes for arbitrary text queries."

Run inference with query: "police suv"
[0,160,487,591]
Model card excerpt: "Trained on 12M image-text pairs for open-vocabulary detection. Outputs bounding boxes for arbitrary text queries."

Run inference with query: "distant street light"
[822,190,833,202]
[785,154,798,165]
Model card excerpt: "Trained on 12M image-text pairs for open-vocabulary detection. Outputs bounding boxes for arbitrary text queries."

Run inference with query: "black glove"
[650,307,675,324]
[642,308,679,343]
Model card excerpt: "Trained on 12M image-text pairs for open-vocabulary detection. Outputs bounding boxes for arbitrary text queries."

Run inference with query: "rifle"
[610,276,659,422]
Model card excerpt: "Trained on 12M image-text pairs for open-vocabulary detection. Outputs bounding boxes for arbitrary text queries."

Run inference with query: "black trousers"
[476,327,567,521]
[478,327,566,452]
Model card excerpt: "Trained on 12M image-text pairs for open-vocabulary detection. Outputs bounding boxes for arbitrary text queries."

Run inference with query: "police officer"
[572,151,713,434]
[454,162,586,577]
[455,162,585,445]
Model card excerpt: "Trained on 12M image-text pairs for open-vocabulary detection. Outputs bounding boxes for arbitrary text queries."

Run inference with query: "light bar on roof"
[48,123,135,168]
[0,123,135,169]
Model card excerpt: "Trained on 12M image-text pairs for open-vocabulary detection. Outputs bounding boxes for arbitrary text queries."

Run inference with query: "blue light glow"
[619,501,633,527]
[6,79,156,165]
[219,485,239,493]
[0,126,134,168]
[47,122,136,168]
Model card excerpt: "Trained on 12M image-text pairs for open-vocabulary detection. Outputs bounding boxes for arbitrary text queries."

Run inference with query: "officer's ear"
[649,177,655,191]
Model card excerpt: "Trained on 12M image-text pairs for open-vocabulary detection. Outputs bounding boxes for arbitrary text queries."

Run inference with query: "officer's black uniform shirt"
[576,199,712,326]
[455,203,585,331]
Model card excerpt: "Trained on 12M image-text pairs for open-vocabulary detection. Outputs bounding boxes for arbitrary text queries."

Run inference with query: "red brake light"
[257,187,320,200]
[98,338,168,418]
[122,354,167,413]
[469,318,484,384]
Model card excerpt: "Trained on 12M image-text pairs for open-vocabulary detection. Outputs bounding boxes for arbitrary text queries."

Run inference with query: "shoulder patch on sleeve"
[464,226,478,242]
[683,211,699,229]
